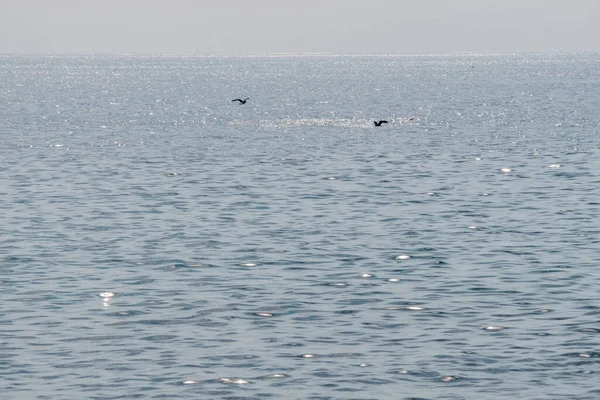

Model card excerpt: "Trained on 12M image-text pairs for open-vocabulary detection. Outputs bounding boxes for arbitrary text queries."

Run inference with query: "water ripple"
[1,53,600,400]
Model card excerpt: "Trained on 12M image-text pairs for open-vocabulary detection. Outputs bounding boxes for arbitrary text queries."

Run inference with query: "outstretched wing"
[231,99,242,102]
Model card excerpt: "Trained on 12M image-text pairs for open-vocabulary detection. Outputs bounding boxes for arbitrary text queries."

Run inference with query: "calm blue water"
[1,53,600,400]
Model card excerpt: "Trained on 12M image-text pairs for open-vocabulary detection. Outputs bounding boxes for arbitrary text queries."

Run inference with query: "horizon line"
[1,50,599,58]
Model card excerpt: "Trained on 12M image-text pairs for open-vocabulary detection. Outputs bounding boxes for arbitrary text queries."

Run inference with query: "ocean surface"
[1,53,600,400]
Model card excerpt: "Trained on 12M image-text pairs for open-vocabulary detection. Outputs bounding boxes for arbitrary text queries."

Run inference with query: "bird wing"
[232,99,242,102]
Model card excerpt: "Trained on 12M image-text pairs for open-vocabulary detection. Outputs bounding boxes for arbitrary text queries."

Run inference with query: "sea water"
[1,53,600,399]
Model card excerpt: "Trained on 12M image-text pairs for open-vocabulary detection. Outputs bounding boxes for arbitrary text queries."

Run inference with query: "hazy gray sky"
[1,0,599,54]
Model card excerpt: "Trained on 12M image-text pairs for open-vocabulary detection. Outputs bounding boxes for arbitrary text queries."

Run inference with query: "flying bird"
[374,120,388,126]
[232,98,250,104]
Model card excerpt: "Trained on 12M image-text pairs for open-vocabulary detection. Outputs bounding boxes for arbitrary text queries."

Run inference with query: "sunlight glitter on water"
[3,53,600,400]
[484,326,505,331]
[219,378,249,384]
[255,312,274,317]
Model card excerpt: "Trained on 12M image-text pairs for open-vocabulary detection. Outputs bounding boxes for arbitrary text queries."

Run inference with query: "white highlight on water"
[442,375,459,382]
[485,326,504,331]
[255,312,274,317]
[267,374,287,378]
[219,378,249,384]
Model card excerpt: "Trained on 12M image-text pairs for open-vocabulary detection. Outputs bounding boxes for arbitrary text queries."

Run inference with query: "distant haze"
[1,0,599,54]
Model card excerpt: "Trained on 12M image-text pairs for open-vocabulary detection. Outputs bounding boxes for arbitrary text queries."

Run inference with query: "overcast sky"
[1,0,598,54]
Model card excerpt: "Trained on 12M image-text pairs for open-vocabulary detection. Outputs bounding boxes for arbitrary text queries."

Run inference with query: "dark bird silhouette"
[232,98,250,104]
[374,120,388,126]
